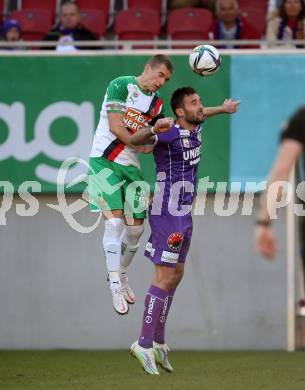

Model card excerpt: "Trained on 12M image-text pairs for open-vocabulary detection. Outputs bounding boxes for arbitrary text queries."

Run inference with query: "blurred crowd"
[0,0,304,50]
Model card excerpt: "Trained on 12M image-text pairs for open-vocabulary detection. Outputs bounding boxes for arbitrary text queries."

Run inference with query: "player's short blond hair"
[146,55,173,74]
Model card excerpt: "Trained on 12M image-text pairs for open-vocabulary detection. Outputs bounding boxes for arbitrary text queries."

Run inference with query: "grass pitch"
[1,350,305,390]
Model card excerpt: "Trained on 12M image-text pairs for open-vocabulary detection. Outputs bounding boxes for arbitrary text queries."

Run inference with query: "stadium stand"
[167,8,214,47]
[240,6,267,37]
[80,9,106,38]
[115,8,161,48]
[10,9,53,40]
[123,0,167,25]
[238,0,268,12]
[76,0,115,28]
[0,0,3,24]
[18,0,58,21]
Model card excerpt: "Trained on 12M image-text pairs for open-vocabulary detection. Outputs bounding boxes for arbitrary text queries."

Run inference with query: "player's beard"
[185,110,204,125]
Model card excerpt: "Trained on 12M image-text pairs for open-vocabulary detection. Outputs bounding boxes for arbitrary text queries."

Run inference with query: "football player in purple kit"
[128,87,240,374]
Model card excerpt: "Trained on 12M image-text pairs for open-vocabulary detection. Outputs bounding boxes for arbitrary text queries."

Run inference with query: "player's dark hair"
[279,0,305,20]
[171,87,197,116]
[147,54,173,73]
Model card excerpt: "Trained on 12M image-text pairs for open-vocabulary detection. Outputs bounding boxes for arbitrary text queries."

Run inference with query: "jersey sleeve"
[155,127,177,144]
[281,107,305,147]
[105,77,129,114]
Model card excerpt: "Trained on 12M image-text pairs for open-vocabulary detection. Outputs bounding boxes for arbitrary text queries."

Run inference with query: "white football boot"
[120,272,136,304]
[153,342,174,372]
[130,341,160,375]
[109,281,128,315]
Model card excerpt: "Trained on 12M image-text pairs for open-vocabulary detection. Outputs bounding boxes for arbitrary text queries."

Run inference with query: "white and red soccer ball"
[189,44,221,77]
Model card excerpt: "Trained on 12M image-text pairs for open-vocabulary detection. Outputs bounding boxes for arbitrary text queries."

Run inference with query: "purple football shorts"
[144,212,193,268]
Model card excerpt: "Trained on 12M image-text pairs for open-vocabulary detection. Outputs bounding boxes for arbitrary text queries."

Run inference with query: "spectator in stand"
[266,0,305,47]
[0,19,23,49]
[43,1,98,51]
[268,0,283,14]
[212,0,261,48]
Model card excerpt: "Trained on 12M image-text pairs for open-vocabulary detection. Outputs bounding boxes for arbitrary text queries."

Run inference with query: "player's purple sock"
[154,288,176,344]
[138,285,168,349]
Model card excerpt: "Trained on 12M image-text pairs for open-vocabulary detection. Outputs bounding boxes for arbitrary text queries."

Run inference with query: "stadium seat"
[167,8,214,48]
[238,0,268,12]
[19,0,57,21]
[115,8,160,49]
[123,0,167,25]
[80,9,106,38]
[77,0,115,27]
[0,0,4,24]
[10,9,53,41]
[240,6,267,36]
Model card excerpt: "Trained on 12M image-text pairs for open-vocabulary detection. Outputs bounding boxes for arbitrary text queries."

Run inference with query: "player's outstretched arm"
[130,117,174,146]
[203,99,241,119]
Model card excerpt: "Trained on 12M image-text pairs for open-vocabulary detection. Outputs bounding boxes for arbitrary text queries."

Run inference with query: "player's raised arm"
[203,98,240,119]
[130,117,174,146]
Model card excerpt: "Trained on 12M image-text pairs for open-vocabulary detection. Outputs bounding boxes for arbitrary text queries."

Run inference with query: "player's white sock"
[120,224,144,272]
[103,218,124,283]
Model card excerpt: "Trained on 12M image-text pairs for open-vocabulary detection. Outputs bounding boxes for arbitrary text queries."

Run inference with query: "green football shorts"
[88,157,148,219]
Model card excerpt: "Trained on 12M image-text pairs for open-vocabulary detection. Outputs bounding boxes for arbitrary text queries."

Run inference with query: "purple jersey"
[152,123,202,215]
[145,122,203,267]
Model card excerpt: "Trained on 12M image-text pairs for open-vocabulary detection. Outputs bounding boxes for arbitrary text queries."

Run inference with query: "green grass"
[1,351,305,390]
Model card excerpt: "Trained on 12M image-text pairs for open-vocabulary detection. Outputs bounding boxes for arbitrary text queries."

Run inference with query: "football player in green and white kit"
[89,55,173,315]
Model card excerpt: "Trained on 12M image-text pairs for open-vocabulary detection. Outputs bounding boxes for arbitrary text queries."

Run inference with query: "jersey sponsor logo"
[167,232,184,252]
[123,107,150,133]
[190,157,201,166]
[161,250,179,264]
[183,146,201,162]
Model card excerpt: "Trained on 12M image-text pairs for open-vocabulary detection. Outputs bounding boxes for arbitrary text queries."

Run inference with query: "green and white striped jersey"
[90,75,164,167]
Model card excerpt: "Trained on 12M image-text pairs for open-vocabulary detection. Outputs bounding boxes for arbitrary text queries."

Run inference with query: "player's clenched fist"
[153,117,174,133]
[255,226,277,259]
[222,99,240,114]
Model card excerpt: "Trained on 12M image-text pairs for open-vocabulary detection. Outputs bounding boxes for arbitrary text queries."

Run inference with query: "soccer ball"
[189,44,221,77]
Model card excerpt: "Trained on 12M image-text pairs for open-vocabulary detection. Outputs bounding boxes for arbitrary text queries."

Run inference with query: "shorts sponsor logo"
[167,232,184,252]
[161,250,179,264]
[145,316,152,324]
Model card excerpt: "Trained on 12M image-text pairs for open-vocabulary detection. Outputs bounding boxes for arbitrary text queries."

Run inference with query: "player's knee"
[164,272,180,290]
[124,224,144,246]
[103,218,124,242]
